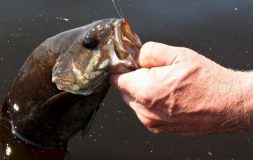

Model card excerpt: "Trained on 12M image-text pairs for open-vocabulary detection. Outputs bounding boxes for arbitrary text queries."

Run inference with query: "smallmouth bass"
[0,18,141,151]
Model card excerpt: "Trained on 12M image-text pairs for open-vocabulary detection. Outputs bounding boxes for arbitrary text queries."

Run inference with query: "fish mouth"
[109,18,142,73]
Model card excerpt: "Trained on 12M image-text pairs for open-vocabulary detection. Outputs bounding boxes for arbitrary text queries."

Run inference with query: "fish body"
[0,18,141,150]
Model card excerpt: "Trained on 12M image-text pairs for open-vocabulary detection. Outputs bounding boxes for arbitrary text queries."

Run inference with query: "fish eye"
[82,36,99,49]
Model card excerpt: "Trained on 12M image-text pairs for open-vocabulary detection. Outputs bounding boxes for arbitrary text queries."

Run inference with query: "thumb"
[138,41,185,68]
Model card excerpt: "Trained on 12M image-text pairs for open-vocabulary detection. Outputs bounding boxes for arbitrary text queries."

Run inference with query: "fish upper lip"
[117,18,142,48]
[110,18,142,72]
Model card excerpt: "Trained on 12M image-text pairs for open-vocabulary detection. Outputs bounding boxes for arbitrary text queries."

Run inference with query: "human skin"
[111,41,253,135]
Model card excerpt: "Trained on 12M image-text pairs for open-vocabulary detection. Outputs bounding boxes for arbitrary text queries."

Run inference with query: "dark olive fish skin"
[1,29,110,149]
[0,18,141,151]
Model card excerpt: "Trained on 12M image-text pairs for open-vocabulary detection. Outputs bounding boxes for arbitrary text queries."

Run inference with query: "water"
[1,0,253,159]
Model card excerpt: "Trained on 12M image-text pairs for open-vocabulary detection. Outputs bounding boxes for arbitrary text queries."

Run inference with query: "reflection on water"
[0,117,65,160]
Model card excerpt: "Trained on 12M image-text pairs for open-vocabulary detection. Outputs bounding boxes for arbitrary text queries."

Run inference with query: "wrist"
[231,70,253,130]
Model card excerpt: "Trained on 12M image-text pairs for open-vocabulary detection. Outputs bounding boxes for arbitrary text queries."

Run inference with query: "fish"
[0,18,142,151]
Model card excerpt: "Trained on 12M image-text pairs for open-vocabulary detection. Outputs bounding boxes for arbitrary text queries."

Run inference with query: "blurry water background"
[1,0,253,159]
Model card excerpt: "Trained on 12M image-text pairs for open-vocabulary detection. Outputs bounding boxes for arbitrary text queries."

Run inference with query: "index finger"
[110,68,149,96]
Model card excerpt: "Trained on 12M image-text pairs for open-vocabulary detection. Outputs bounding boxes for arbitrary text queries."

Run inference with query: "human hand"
[111,41,253,135]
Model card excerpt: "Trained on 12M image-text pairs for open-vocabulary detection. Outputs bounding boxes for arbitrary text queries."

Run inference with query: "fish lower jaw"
[52,78,100,96]
[52,78,79,91]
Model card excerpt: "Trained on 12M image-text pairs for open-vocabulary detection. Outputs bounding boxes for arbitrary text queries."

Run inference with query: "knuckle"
[136,91,153,106]
[178,47,199,58]
[137,113,159,128]
[142,119,158,128]
[139,42,156,65]
[140,42,154,56]
[183,61,200,73]
[148,127,163,134]
[179,47,194,54]
[142,41,156,50]
[134,82,154,106]
[140,117,165,129]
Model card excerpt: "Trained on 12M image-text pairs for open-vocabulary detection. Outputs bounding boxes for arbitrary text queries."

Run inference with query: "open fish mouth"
[109,18,142,73]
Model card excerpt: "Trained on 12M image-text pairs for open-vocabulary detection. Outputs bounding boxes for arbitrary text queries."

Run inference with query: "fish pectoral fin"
[31,92,82,121]
[80,108,98,137]
[39,92,82,111]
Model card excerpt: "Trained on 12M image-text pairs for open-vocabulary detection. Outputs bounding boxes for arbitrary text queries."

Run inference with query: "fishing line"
[117,0,124,18]
[112,0,124,18]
